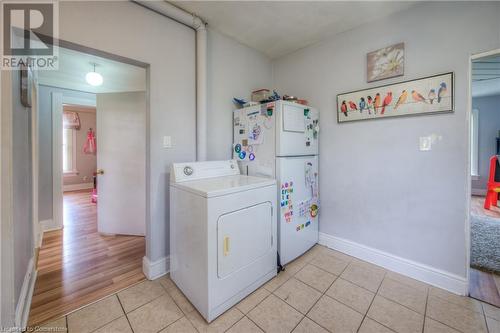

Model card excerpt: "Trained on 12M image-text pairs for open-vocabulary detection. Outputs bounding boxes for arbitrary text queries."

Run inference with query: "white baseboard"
[40,219,62,233]
[15,258,37,329]
[318,232,468,295]
[39,219,63,247]
[471,188,486,196]
[63,182,93,192]
[143,256,170,280]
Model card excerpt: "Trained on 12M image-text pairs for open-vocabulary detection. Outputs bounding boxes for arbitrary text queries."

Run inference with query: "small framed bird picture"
[336,72,454,123]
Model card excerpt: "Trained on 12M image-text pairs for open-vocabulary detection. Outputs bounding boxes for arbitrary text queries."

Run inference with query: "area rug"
[470,213,500,273]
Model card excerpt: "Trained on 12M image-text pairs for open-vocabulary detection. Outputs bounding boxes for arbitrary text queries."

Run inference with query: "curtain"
[63,111,81,130]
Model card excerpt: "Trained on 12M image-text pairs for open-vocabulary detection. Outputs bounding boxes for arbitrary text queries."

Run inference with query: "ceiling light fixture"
[85,63,103,86]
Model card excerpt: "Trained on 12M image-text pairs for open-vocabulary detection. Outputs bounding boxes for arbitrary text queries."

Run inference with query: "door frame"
[31,73,41,249]
[51,92,63,231]
[465,48,500,293]
[44,41,150,278]
[51,94,96,232]
[0,69,16,328]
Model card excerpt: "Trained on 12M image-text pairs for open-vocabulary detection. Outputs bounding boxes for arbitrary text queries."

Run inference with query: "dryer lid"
[171,174,276,198]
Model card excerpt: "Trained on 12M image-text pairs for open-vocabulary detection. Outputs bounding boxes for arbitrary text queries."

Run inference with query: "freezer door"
[233,103,276,178]
[276,101,319,157]
[277,156,319,265]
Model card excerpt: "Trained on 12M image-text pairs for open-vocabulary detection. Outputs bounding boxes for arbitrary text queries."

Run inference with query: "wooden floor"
[28,190,145,326]
[469,195,500,307]
[470,267,500,307]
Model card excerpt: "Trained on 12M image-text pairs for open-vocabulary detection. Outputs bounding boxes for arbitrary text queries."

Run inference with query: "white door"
[233,104,276,178]
[217,202,273,279]
[96,92,146,235]
[277,155,319,265]
[276,102,319,157]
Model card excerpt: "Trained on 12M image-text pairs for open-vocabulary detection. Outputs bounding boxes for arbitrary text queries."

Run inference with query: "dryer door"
[217,202,273,279]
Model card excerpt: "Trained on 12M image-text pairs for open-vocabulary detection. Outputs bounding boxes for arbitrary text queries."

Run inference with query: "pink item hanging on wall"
[83,128,97,154]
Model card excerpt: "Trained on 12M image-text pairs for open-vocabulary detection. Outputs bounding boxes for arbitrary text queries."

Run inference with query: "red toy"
[484,155,500,209]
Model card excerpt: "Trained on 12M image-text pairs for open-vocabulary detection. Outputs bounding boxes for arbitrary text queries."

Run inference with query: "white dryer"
[170,160,277,322]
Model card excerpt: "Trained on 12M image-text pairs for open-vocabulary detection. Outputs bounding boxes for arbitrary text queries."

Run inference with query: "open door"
[96,92,146,235]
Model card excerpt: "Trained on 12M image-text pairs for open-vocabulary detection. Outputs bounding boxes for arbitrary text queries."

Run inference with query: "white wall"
[471,94,500,191]
[206,29,272,160]
[58,1,196,264]
[272,2,500,279]
[11,72,34,305]
[1,70,35,327]
[49,2,272,268]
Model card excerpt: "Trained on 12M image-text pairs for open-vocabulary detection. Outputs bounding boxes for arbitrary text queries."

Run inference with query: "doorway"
[28,46,148,326]
[468,50,500,307]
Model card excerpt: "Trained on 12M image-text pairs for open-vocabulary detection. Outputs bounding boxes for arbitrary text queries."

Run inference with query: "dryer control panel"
[170,160,239,183]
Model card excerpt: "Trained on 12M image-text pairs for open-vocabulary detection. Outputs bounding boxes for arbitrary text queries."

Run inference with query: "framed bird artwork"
[336,72,454,123]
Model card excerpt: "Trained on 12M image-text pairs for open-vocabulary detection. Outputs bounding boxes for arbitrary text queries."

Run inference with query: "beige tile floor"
[33,245,500,333]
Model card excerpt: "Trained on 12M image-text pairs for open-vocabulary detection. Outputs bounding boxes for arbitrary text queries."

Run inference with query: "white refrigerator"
[233,100,319,266]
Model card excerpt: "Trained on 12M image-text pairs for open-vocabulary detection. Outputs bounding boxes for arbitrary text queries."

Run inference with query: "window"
[471,108,479,177]
[63,128,77,175]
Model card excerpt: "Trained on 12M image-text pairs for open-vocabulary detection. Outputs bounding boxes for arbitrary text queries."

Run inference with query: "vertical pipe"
[196,24,207,161]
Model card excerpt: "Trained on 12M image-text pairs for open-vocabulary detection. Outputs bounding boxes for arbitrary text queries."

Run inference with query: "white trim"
[31,75,41,261]
[0,67,2,325]
[1,66,16,327]
[471,188,486,196]
[62,127,77,175]
[63,170,79,177]
[470,108,479,178]
[63,182,94,192]
[471,175,480,181]
[52,93,64,230]
[142,256,169,280]
[0,59,2,326]
[40,219,62,232]
[319,233,468,295]
[38,220,63,248]
[14,258,37,329]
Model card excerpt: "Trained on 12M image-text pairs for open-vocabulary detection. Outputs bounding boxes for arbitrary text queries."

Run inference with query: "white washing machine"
[170,160,277,322]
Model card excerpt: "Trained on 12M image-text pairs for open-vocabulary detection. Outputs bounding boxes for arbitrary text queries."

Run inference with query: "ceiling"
[38,47,146,94]
[472,55,500,98]
[173,1,417,59]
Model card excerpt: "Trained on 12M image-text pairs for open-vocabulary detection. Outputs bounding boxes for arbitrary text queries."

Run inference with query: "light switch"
[163,136,172,148]
[419,136,431,151]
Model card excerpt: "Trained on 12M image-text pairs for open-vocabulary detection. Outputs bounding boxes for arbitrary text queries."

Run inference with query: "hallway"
[28,190,145,326]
